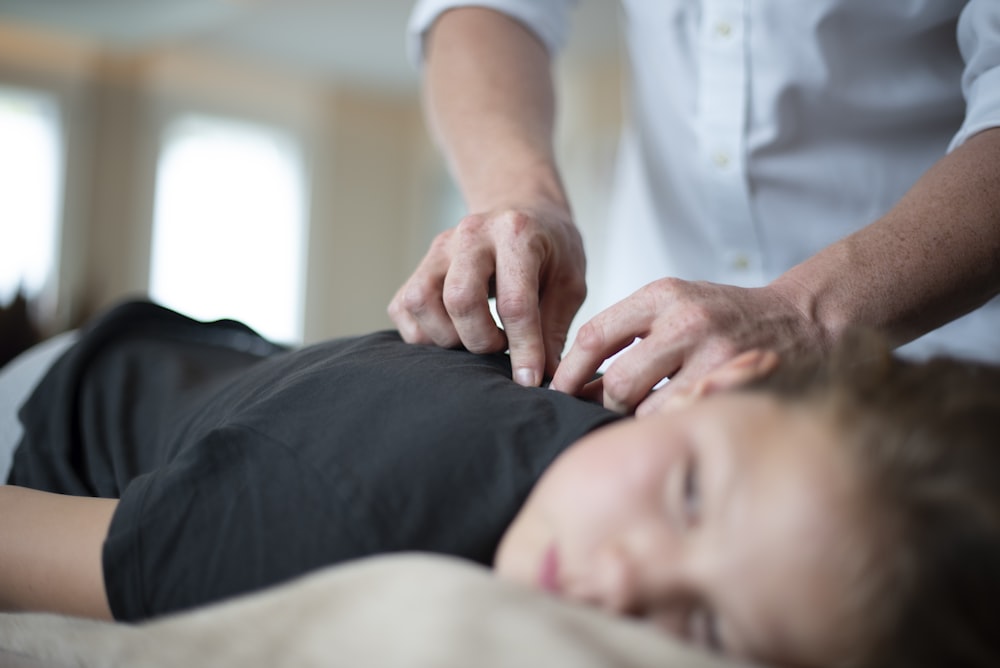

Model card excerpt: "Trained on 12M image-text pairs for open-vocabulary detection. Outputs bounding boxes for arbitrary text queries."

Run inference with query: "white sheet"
[0,331,78,482]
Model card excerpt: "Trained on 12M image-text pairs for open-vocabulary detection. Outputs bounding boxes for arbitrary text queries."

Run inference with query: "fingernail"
[515,367,538,387]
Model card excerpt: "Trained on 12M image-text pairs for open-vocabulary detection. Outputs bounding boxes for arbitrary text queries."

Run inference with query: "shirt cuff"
[949,0,1000,150]
[406,0,577,69]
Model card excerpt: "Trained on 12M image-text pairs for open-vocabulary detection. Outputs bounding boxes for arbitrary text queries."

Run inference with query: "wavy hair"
[743,330,1000,668]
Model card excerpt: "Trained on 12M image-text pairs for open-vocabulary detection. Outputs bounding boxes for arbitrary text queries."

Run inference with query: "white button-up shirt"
[408,0,1000,362]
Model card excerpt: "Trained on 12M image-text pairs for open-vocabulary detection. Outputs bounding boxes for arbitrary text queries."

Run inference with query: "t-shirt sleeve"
[949,0,1000,150]
[103,425,375,621]
[406,0,578,67]
[9,300,283,498]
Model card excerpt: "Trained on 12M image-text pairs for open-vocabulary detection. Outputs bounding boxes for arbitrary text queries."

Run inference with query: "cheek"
[536,445,673,549]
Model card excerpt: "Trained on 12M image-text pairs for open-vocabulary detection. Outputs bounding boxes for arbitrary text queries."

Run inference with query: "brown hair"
[743,330,1000,668]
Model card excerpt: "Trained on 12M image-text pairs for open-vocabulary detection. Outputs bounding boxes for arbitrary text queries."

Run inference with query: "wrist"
[463,160,571,220]
[768,264,853,353]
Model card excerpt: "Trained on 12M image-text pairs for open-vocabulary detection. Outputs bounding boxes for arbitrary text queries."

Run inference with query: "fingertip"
[507,331,546,388]
[634,397,657,418]
[604,395,631,415]
[392,312,426,344]
[547,364,574,394]
[636,386,693,417]
[514,366,541,388]
[548,370,590,397]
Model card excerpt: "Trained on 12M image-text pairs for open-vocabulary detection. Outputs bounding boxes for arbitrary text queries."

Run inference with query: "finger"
[538,275,587,379]
[401,276,462,347]
[549,298,656,396]
[636,373,702,417]
[494,242,546,387]
[443,241,507,354]
[388,284,433,344]
[599,336,684,414]
[402,252,461,348]
[397,237,462,348]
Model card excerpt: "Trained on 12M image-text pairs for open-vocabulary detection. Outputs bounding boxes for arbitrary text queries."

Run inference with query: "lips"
[537,543,561,594]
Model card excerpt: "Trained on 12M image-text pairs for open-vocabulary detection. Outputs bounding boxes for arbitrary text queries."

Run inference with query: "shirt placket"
[696,0,764,285]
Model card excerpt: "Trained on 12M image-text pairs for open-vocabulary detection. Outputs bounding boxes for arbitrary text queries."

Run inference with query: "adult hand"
[389,204,587,387]
[548,278,828,416]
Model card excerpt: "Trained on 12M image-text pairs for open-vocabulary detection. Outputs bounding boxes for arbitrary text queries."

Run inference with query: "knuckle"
[632,286,661,315]
[401,280,437,314]
[464,336,501,354]
[601,369,633,405]
[428,229,455,254]
[684,301,714,326]
[640,277,687,308]
[497,210,534,233]
[575,321,606,353]
[496,294,535,323]
[497,212,549,252]
[455,214,488,238]
[386,298,404,321]
[650,276,684,293]
[442,283,481,317]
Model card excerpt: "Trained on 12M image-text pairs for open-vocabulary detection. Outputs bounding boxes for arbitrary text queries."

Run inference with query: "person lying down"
[1,300,998,668]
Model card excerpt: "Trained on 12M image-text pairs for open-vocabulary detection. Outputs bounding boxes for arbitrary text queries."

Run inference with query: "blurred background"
[0,0,623,365]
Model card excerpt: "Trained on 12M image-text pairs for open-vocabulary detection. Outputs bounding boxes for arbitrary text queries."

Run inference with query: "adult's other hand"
[549,278,827,416]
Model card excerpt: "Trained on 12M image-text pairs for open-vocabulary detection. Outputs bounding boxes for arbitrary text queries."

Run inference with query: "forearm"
[774,127,1000,348]
[423,7,570,214]
[0,485,115,619]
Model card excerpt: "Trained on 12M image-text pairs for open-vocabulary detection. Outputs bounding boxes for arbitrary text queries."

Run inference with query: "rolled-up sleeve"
[406,0,578,68]
[949,0,1000,150]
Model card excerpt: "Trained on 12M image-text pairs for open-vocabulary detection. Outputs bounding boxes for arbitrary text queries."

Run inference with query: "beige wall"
[0,19,622,345]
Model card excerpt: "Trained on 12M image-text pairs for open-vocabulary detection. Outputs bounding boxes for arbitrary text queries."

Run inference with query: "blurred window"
[0,86,63,311]
[149,114,308,343]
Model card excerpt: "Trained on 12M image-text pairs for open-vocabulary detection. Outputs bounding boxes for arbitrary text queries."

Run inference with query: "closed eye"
[688,605,725,654]
[682,455,701,527]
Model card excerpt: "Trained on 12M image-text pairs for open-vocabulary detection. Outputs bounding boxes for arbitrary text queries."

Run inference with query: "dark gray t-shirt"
[10,301,619,621]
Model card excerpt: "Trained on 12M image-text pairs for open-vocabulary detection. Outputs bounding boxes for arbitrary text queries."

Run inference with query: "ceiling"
[0,0,620,92]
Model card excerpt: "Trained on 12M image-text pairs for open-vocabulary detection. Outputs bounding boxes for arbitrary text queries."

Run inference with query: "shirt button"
[731,254,750,271]
[715,21,732,38]
[712,152,730,169]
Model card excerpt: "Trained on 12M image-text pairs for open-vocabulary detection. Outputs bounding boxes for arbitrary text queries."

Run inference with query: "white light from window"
[0,86,63,310]
[149,114,308,344]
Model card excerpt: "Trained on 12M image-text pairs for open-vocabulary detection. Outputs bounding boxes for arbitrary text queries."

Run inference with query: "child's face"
[495,392,871,667]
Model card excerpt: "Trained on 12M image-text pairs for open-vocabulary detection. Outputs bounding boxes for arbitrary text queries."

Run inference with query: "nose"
[585,542,686,609]
[575,538,693,639]
[587,543,642,615]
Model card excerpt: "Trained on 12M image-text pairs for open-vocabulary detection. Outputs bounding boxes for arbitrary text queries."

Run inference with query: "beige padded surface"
[0,554,742,668]
[0,649,68,668]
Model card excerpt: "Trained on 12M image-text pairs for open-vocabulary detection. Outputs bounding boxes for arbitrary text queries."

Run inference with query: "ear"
[688,349,780,400]
[649,349,781,415]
